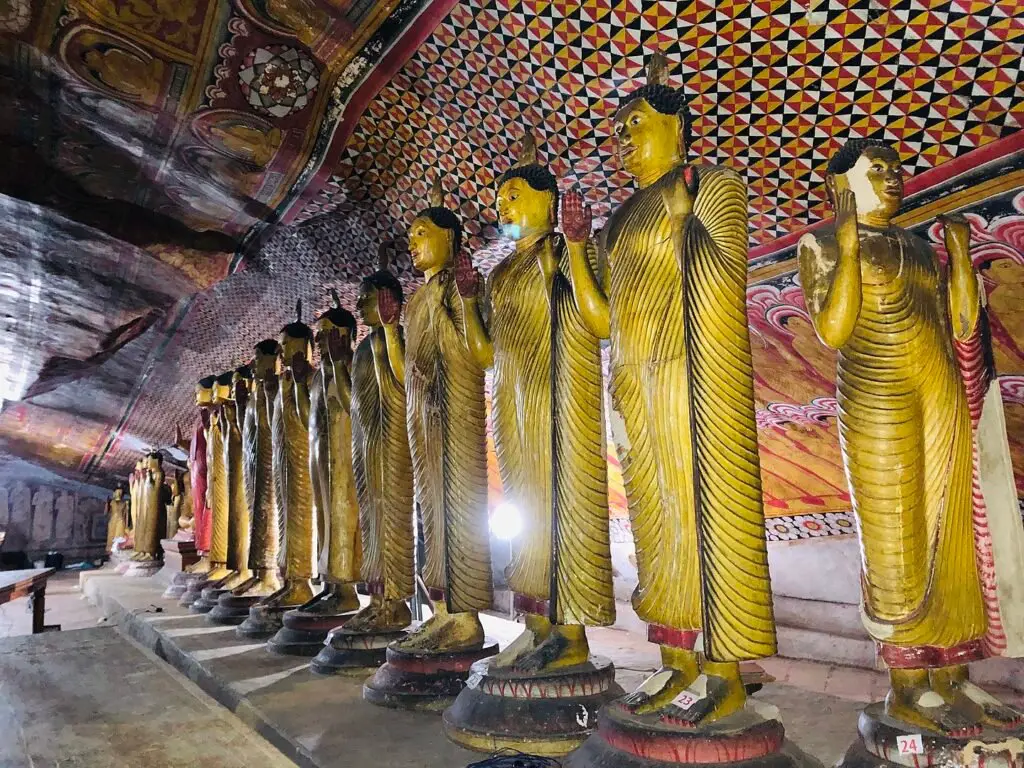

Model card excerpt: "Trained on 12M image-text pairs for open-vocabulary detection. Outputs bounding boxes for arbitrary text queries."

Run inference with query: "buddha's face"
[194,385,213,407]
[613,98,684,183]
[252,349,277,379]
[113,489,123,501]
[497,177,554,241]
[832,147,903,220]
[356,283,381,327]
[278,334,310,375]
[214,381,232,404]
[408,215,453,273]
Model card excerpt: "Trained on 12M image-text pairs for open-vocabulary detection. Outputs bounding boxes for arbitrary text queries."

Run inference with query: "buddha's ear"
[429,174,444,208]
[548,191,557,225]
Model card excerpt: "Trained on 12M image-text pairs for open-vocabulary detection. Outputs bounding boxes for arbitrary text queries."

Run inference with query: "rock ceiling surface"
[1,0,1023,521]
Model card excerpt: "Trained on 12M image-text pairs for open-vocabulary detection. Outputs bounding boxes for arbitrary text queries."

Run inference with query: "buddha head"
[613,52,691,188]
[195,376,215,408]
[252,339,280,380]
[279,302,313,379]
[357,268,403,329]
[409,177,462,275]
[825,139,903,223]
[315,293,357,367]
[214,371,234,404]
[496,132,558,242]
[232,364,252,406]
[113,487,124,501]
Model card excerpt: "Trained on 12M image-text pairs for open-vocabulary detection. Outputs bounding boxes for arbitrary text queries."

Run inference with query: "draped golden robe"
[277,369,317,582]
[223,399,249,573]
[352,331,414,601]
[601,165,775,661]
[244,375,279,571]
[486,234,613,626]
[106,496,127,552]
[406,271,492,613]
[321,356,362,583]
[207,410,229,566]
[800,226,984,651]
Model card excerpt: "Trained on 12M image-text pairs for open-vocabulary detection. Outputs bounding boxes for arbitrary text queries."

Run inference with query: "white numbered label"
[671,690,701,709]
[465,673,482,690]
[897,734,924,756]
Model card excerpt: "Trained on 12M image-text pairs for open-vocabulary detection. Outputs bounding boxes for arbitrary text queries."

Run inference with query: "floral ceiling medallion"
[238,45,319,118]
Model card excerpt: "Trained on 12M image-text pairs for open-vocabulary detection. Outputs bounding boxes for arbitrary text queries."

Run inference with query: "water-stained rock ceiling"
[1,0,1022,521]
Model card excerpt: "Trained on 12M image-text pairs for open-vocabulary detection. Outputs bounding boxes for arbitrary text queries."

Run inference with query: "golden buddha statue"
[218,366,253,590]
[270,310,318,606]
[166,472,184,540]
[131,452,167,562]
[234,340,283,599]
[106,486,128,554]
[380,181,492,653]
[457,134,614,669]
[186,376,215,576]
[799,138,1024,735]
[561,53,776,725]
[344,265,414,633]
[305,298,361,614]
[177,472,194,538]
[204,372,234,583]
[128,459,143,550]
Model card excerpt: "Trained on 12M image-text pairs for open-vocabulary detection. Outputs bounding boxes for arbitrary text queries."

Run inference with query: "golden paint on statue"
[234,340,283,599]
[186,376,215,576]
[166,472,184,539]
[106,486,128,554]
[380,180,493,654]
[219,366,253,590]
[205,373,233,582]
[307,298,361,610]
[344,262,414,633]
[799,139,1024,737]
[458,133,614,669]
[131,452,167,562]
[562,53,775,726]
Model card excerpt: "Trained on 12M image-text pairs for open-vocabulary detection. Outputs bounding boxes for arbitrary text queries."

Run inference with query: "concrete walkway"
[0,625,295,767]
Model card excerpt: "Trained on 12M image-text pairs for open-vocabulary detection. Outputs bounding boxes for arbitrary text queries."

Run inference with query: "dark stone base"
[207,592,262,626]
[442,655,624,756]
[162,570,193,600]
[179,575,214,608]
[237,602,289,640]
[563,700,808,768]
[266,606,357,657]
[310,627,408,676]
[189,585,228,615]
[837,702,1024,768]
[363,641,499,713]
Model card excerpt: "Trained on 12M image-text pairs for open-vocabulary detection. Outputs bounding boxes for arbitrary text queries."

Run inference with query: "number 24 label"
[897,734,924,756]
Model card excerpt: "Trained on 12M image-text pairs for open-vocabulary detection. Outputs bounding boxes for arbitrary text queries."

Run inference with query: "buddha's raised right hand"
[835,187,859,257]
[455,248,481,299]
[560,185,592,246]
[377,284,401,326]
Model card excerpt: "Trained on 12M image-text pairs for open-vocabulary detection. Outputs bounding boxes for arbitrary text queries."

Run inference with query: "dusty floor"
[0,569,104,637]
[4,568,1023,768]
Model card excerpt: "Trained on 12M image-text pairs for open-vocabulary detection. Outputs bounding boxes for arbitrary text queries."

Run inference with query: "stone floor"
[0,568,104,637]
[8,567,1023,768]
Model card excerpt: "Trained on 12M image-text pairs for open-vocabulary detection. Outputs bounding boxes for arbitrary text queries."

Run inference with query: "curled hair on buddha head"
[198,374,216,389]
[255,338,280,357]
[215,371,234,387]
[497,132,559,200]
[620,51,693,144]
[827,138,898,176]
[417,176,463,254]
[234,363,252,379]
[361,244,404,309]
[317,289,358,337]
[281,299,313,340]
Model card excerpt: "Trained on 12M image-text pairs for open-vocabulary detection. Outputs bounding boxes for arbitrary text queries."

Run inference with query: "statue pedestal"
[837,702,1024,768]
[111,549,134,574]
[563,700,806,768]
[123,558,162,578]
[363,641,499,713]
[267,605,357,657]
[158,539,199,599]
[190,581,230,614]
[236,585,309,640]
[310,627,408,676]
[208,590,263,626]
[179,574,214,608]
[442,655,623,757]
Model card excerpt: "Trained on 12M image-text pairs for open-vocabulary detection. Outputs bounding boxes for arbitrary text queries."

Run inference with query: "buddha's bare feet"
[186,557,211,575]
[297,584,359,616]
[886,686,982,738]
[220,570,252,590]
[206,566,233,583]
[229,576,258,596]
[269,580,316,608]
[514,626,589,673]
[395,610,485,654]
[661,672,746,727]
[621,667,699,715]
[237,572,281,599]
[344,599,411,634]
[951,680,1024,730]
[491,628,541,668]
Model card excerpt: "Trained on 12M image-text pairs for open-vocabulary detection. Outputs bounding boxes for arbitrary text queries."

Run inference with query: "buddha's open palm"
[455,249,481,299]
[377,285,401,326]
[560,186,592,245]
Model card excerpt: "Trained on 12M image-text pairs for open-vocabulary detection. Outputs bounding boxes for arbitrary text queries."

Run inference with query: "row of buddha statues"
[105,52,1024,766]
[105,453,193,562]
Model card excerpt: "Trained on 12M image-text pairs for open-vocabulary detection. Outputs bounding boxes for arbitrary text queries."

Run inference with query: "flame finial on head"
[429,175,444,208]
[513,131,538,168]
[295,299,302,322]
[646,50,669,86]
[377,241,391,271]
[330,288,341,308]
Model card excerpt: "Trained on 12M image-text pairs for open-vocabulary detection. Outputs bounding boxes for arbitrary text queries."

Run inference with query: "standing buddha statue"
[445,133,617,755]
[312,263,414,674]
[185,376,215,577]
[219,364,253,591]
[365,182,497,709]
[798,139,1024,748]
[561,52,779,767]
[105,486,128,555]
[166,472,184,540]
[129,452,167,572]
[203,372,234,584]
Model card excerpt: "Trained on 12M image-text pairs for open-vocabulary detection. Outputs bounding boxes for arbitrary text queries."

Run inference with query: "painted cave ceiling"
[1,0,1022,520]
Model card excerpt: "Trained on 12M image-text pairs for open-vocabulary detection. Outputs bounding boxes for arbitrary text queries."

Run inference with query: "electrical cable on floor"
[466,749,561,768]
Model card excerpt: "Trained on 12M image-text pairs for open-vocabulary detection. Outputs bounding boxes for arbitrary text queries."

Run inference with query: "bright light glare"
[490,502,522,541]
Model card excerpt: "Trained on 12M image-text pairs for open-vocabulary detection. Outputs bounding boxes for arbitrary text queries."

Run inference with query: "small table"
[0,568,58,633]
